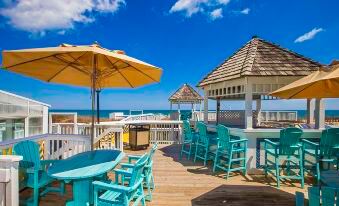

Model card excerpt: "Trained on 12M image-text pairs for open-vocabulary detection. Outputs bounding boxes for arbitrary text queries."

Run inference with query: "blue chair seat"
[98,190,124,205]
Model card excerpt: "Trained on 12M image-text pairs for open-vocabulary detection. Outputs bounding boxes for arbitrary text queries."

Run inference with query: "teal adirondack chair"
[194,122,215,166]
[212,125,248,179]
[93,154,148,206]
[180,120,198,160]
[13,140,64,206]
[302,128,339,183]
[264,127,305,188]
[296,187,339,206]
[120,144,158,201]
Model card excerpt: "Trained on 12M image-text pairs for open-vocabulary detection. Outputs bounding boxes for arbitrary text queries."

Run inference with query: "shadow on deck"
[20,144,310,205]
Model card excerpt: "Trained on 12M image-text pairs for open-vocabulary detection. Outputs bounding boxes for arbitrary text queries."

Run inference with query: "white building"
[0,90,49,141]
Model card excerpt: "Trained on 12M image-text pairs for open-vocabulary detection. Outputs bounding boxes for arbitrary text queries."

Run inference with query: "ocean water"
[50,109,339,120]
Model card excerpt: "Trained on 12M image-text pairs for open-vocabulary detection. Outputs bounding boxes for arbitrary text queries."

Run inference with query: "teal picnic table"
[47,150,125,206]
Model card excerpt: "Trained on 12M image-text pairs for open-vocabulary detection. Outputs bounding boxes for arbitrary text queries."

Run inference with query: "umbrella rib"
[4,53,68,69]
[103,56,134,88]
[47,52,89,82]
[53,55,91,76]
[123,61,159,83]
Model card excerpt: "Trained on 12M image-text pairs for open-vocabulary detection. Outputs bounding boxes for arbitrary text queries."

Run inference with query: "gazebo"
[197,36,324,129]
[169,83,203,120]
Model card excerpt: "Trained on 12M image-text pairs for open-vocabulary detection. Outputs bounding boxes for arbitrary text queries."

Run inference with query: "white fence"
[0,134,91,160]
[193,110,298,126]
[51,120,182,145]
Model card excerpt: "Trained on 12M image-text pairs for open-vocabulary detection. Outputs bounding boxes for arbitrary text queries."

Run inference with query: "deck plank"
[20,144,309,205]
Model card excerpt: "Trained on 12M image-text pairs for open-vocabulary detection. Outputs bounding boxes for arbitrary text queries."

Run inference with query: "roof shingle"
[169,84,203,103]
[198,37,322,87]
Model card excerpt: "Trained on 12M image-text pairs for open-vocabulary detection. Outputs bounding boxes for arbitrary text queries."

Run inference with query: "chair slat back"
[217,124,230,150]
[147,144,158,167]
[129,153,148,187]
[279,128,303,155]
[13,140,41,169]
[320,128,339,157]
[308,187,337,206]
[183,121,193,141]
[197,122,208,145]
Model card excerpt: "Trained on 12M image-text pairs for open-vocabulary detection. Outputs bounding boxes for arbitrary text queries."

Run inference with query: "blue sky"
[0,0,338,110]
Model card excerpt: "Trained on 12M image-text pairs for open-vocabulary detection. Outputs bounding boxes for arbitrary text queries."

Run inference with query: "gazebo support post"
[178,103,181,120]
[256,98,262,127]
[199,101,203,121]
[216,98,220,125]
[203,89,209,123]
[315,98,325,129]
[306,99,314,124]
[245,80,253,129]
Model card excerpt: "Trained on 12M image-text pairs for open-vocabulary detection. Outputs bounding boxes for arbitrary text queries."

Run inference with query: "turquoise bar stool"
[302,128,339,183]
[296,187,339,206]
[180,120,198,160]
[264,127,305,188]
[194,122,215,166]
[212,124,248,179]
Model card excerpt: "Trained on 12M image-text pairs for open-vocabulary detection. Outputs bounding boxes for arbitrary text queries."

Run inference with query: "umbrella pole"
[91,54,97,150]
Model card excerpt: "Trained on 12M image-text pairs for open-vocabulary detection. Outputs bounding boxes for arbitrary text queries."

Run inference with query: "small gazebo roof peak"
[169,83,203,103]
[198,37,322,87]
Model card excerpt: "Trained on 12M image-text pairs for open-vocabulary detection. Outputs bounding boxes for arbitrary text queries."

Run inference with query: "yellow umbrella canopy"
[270,63,339,99]
[2,43,162,88]
[2,43,162,148]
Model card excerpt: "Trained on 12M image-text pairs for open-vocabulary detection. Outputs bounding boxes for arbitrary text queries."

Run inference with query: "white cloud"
[218,0,230,5]
[169,0,230,17]
[210,8,223,20]
[240,8,250,14]
[294,28,323,43]
[0,0,125,34]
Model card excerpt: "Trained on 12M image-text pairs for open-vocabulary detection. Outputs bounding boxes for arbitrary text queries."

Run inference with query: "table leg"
[66,178,93,206]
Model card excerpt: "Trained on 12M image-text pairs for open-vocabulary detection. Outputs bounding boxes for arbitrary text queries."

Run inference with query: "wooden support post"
[203,89,209,124]
[256,99,262,127]
[306,99,314,124]
[245,80,253,129]
[216,98,220,125]
[0,155,23,206]
[315,98,325,129]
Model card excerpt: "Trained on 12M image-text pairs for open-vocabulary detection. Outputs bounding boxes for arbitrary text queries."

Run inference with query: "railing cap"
[0,155,23,162]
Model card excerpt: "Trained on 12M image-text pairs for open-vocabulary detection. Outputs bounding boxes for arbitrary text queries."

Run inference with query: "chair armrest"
[93,181,130,192]
[128,155,141,163]
[120,163,135,169]
[114,169,132,176]
[230,139,248,144]
[264,139,279,147]
[301,139,319,147]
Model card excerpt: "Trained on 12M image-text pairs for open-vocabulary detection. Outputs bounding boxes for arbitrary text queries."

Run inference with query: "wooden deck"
[21,144,311,205]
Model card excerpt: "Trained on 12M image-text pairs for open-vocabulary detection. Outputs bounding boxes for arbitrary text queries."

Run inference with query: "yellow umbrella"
[2,43,162,148]
[270,63,339,99]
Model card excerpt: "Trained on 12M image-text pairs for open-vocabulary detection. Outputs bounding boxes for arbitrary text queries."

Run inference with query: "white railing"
[149,122,181,144]
[193,110,298,124]
[51,120,183,145]
[0,134,91,160]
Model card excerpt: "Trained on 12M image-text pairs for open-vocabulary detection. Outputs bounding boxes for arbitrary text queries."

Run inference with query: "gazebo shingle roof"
[169,84,203,103]
[198,37,323,87]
